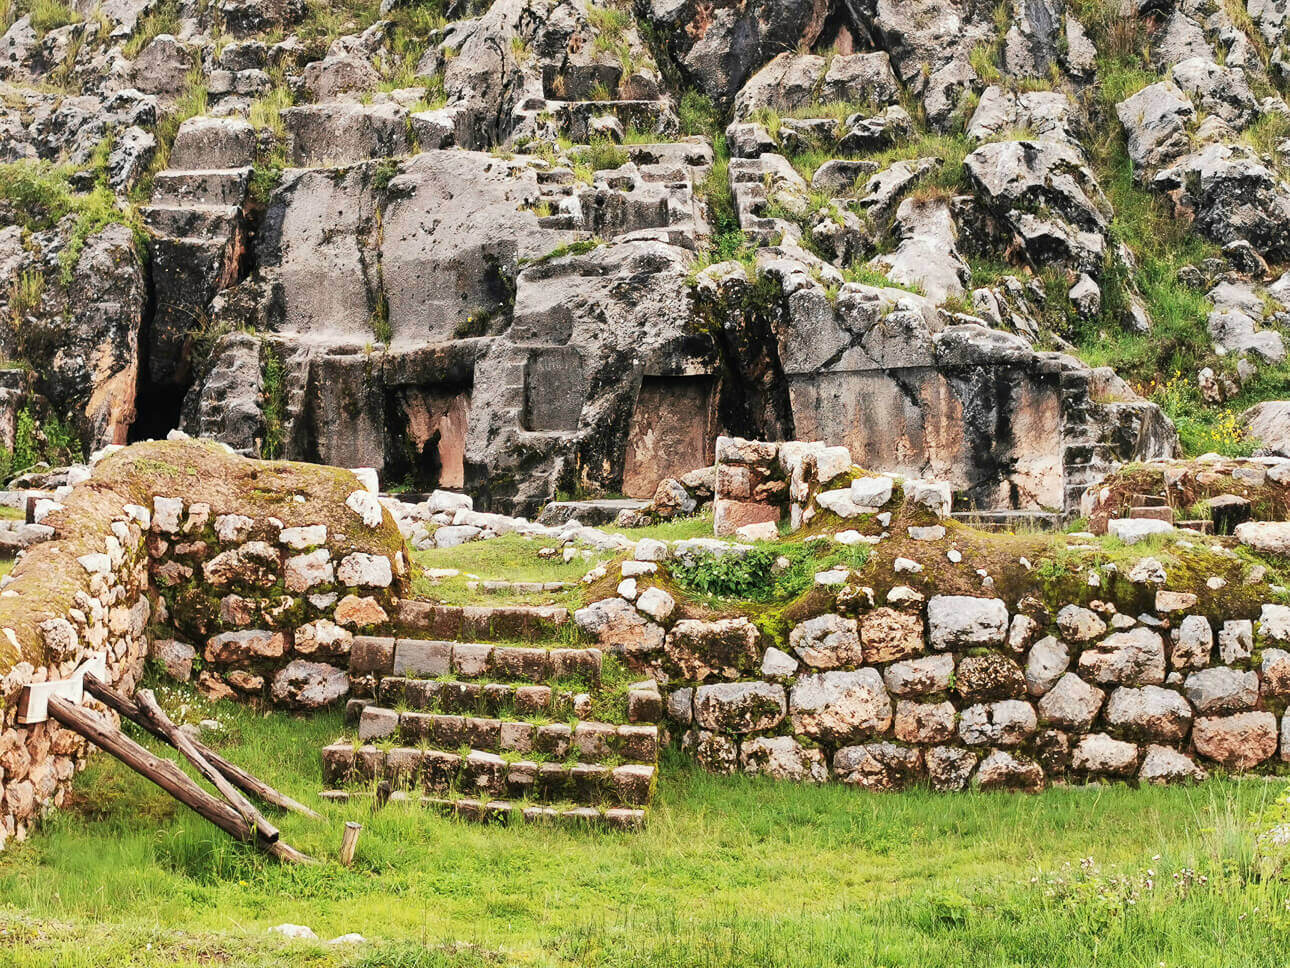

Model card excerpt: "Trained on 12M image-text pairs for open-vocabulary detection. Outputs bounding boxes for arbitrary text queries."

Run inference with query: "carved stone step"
[321,743,655,806]
[141,203,241,241]
[394,601,568,640]
[350,636,600,683]
[318,789,646,829]
[152,167,251,207]
[349,707,659,762]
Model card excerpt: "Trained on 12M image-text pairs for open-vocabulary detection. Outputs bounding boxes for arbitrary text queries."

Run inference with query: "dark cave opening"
[128,381,187,442]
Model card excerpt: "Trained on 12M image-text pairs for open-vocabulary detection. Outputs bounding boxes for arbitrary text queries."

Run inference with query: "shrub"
[671,542,871,603]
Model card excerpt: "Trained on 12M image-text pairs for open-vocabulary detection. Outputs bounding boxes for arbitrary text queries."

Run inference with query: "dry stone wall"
[0,438,411,849]
[579,439,1290,792]
[591,584,1290,791]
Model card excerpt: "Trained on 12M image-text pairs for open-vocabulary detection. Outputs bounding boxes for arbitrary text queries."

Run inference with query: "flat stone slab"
[536,499,647,526]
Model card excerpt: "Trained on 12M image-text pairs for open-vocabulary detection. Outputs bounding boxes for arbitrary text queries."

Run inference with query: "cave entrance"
[128,381,186,443]
[385,387,470,491]
[622,375,719,500]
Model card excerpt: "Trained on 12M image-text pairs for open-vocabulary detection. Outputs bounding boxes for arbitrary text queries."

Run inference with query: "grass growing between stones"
[2,685,1290,967]
[410,534,617,608]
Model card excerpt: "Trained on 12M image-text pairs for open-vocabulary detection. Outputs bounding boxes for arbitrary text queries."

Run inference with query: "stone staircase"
[141,116,253,385]
[319,628,661,830]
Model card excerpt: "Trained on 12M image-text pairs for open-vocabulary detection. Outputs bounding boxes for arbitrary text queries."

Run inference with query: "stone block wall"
[147,492,408,707]
[580,450,1290,793]
[0,439,411,849]
[594,586,1290,790]
[0,492,153,849]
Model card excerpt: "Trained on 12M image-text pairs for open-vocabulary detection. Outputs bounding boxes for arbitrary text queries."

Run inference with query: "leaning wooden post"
[45,695,315,864]
[83,675,323,820]
[339,822,362,867]
[134,688,281,844]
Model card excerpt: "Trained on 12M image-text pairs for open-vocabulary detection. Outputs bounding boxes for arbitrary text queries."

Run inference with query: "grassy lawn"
[2,685,1289,967]
[407,516,717,608]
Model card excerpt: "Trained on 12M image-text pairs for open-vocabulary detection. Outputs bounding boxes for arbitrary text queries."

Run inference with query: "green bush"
[671,541,871,603]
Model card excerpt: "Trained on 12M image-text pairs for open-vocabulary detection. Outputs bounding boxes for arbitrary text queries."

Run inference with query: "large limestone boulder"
[789,669,892,743]
[732,51,900,120]
[1116,81,1195,168]
[1244,401,1290,456]
[963,139,1111,273]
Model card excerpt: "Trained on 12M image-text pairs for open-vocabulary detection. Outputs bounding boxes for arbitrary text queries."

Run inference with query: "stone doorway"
[622,375,719,499]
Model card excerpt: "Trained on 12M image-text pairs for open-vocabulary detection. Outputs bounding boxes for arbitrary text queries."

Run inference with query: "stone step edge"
[394,600,569,640]
[321,745,656,807]
[347,707,660,760]
[350,635,601,682]
[318,789,646,830]
[359,677,663,727]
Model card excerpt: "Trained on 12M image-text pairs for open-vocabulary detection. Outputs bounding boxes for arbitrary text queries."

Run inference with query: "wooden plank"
[82,675,323,821]
[46,695,314,864]
[134,688,281,844]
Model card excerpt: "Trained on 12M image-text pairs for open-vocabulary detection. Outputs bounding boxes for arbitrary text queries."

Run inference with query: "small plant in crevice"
[260,343,286,460]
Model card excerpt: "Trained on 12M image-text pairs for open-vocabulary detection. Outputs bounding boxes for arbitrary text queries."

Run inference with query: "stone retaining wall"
[0,439,410,849]
[593,587,1290,790]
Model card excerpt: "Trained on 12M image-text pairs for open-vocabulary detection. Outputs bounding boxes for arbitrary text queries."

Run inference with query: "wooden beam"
[82,675,323,821]
[134,688,281,844]
[46,695,314,864]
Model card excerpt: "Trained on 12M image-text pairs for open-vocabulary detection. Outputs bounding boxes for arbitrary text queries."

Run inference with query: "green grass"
[2,685,1289,967]
[0,161,146,285]
[410,533,618,606]
[602,512,715,542]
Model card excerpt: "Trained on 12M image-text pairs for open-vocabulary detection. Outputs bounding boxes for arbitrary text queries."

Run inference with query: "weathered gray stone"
[1071,733,1139,776]
[926,596,1008,651]
[926,746,978,791]
[1183,667,1258,714]
[974,749,1044,792]
[665,618,760,681]
[884,653,955,696]
[1138,745,1207,784]
[1220,619,1254,663]
[833,742,923,791]
[789,669,892,743]
[1056,605,1105,643]
[1104,685,1192,743]
[271,660,349,709]
[959,700,1037,746]
[1077,628,1166,686]
[740,735,827,782]
[790,614,863,669]
[693,681,786,734]
[1025,636,1068,696]
[574,599,664,657]
[1037,673,1105,730]
[1171,615,1213,670]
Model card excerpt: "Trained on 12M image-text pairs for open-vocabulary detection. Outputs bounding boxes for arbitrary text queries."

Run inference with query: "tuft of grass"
[0,161,146,284]
[260,343,285,460]
[122,0,178,58]
[25,0,78,34]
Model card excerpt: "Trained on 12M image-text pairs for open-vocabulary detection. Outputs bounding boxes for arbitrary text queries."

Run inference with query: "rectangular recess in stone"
[522,346,586,431]
[622,375,719,499]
